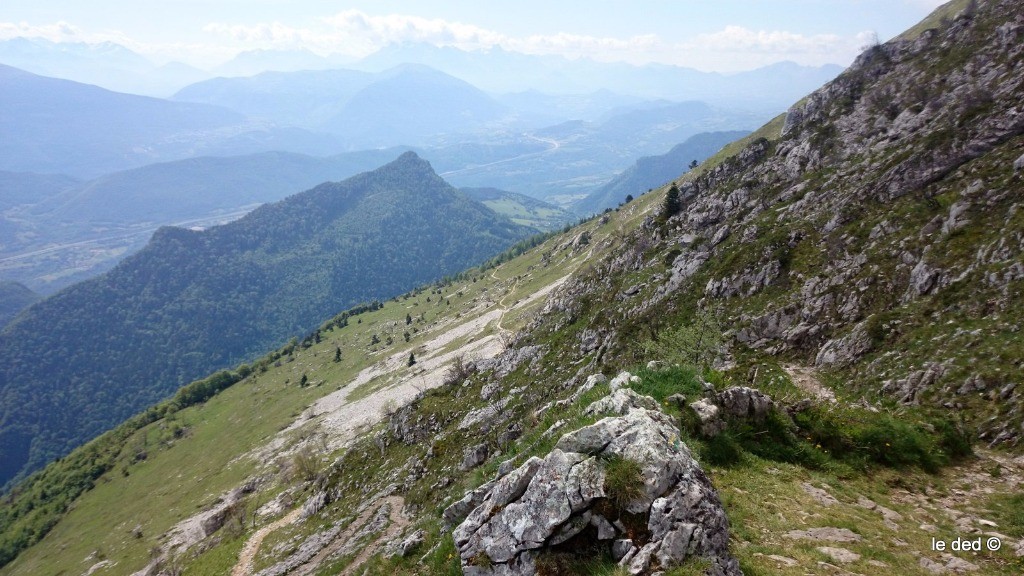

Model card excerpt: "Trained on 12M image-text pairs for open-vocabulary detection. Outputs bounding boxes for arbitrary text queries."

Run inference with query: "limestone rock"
[715,387,774,421]
[453,395,739,575]
[908,260,941,297]
[301,491,329,519]
[801,482,838,506]
[461,443,489,471]
[817,546,860,563]
[689,399,725,438]
[397,529,425,557]
[585,388,660,416]
[784,527,862,542]
[815,323,873,367]
[612,539,635,561]
[609,371,641,392]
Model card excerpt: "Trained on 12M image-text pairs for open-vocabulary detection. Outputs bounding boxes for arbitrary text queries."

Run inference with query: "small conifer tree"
[662,184,682,220]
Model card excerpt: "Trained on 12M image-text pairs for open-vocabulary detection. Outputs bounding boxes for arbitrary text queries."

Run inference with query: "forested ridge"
[0,151,532,488]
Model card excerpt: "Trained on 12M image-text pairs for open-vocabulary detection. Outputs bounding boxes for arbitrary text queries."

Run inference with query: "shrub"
[642,309,723,369]
[443,355,477,387]
[292,448,320,482]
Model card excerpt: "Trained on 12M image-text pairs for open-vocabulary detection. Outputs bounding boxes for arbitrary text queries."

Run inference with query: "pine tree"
[333,347,341,363]
[407,352,416,367]
[662,184,682,220]
[299,374,308,387]
[406,313,412,325]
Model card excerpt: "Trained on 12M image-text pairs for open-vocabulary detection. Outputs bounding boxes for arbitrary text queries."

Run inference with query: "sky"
[0,0,951,72]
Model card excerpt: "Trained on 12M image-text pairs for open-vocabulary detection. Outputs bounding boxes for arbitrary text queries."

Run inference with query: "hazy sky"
[1,0,950,71]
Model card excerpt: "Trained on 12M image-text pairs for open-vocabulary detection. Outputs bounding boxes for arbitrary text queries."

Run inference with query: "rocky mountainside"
[1,1,1022,575]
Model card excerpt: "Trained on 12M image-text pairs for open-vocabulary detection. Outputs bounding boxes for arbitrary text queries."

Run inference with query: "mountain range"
[0,37,208,97]
[0,64,343,178]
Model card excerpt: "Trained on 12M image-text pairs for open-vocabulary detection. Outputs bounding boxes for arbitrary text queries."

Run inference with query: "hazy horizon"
[2,0,948,73]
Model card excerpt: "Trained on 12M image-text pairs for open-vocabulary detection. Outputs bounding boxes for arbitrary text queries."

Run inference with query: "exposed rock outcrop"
[689,387,776,439]
[452,393,739,575]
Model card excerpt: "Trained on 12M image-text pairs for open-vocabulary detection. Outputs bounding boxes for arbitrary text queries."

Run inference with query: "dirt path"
[232,507,304,576]
[490,266,519,334]
[289,495,409,576]
[340,496,412,576]
[782,363,836,403]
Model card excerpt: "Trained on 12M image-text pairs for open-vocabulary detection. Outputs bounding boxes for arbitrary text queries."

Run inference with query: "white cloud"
[689,26,843,54]
[671,25,875,70]
[2,11,875,72]
[201,10,664,63]
[0,20,88,42]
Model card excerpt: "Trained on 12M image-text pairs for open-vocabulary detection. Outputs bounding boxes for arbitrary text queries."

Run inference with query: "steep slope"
[573,130,750,214]
[0,152,533,488]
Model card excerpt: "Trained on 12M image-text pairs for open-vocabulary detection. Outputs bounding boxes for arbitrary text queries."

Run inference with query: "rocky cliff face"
[533,0,1024,445]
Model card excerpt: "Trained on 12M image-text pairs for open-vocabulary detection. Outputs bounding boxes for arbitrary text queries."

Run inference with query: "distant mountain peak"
[393,150,429,167]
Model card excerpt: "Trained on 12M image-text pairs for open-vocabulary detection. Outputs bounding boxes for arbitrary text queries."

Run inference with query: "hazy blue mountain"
[573,130,751,214]
[0,171,81,212]
[0,65,346,177]
[322,64,508,147]
[0,152,534,488]
[214,48,355,77]
[5,142,594,294]
[175,64,509,148]
[0,37,209,96]
[173,68,376,128]
[354,42,843,108]
[0,282,39,329]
